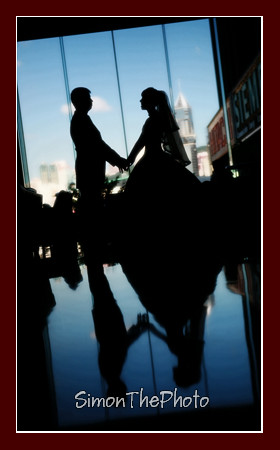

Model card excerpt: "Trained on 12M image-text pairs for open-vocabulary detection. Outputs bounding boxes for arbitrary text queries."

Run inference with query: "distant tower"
[174,92,198,175]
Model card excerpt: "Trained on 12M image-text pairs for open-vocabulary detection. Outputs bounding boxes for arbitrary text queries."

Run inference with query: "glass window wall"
[165,19,219,147]
[17,38,75,206]
[164,19,219,174]
[63,31,127,168]
[17,19,219,205]
[112,25,170,154]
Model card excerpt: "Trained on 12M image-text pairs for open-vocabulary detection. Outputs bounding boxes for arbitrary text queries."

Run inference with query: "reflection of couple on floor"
[89,263,213,399]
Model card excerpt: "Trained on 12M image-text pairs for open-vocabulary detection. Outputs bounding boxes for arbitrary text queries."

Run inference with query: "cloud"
[92,96,112,112]
[60,96,112,115]
[60,104,74,114]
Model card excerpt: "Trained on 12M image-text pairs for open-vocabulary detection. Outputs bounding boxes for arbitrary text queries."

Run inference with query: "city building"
[196,145,212,177]
[174,91,199,176]
[33,161,75,206]
[40,163,59,184]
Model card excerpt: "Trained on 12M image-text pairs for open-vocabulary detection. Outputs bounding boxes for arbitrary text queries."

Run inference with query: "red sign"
[208,54,261,161]
[208,108,228,162]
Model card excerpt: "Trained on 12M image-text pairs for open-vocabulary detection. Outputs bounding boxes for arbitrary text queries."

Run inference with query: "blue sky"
[17,19,219,182]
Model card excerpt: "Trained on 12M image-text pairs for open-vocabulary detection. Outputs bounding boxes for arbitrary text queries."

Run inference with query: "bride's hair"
[141,87,159,103]
[141,87,191,166]
[141,87,166,107]
[142,87,179,133]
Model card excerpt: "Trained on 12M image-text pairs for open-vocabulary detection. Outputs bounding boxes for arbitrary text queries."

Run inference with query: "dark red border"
[12,10,269,445]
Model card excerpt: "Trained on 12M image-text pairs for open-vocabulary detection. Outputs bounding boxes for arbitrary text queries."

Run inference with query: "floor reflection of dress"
[120,245,222,388]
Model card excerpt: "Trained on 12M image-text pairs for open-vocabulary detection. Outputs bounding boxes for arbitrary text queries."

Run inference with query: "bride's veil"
[157,91,191,167]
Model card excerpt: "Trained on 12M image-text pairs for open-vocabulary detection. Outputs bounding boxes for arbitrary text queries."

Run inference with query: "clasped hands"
[117,157,133,173]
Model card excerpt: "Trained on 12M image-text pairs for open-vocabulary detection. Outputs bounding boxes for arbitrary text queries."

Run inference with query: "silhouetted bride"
[125,87,200,197]
[124,87,201,230]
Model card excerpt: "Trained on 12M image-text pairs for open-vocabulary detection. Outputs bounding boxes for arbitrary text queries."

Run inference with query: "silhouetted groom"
[70,87,127,261]
[70,87,127,202]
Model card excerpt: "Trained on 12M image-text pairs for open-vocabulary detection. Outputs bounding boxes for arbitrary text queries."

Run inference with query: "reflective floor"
[42,256,261,431]
[17,176,262,432]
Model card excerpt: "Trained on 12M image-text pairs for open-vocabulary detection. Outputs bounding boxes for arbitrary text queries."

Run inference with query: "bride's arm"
[127,132,145,167]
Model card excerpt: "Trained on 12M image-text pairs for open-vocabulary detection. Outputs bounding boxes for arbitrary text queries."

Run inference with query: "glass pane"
[113,25,170,154]
[63,32,127,177]
[17,38,75,206]
[164,19,219,176]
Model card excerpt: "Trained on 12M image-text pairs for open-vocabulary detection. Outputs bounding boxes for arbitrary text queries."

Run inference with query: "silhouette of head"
[140,87,169,111]
[71,87,92,112]
[141,87,160,110]
[141,87,178,132]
